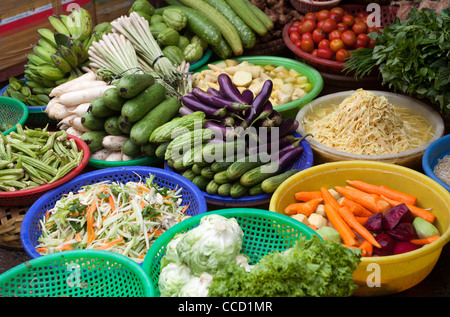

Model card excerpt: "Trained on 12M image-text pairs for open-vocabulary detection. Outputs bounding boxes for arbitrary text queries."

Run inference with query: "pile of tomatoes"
[287,7,381,62]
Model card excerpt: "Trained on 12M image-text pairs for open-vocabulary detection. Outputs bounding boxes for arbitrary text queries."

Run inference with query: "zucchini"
[115,73,155,99]
[225,153,265,181]
[230,181,248,198]
[81,112,106,131]
[141,143,157,157]
[191,163,203,175]
[130,97,180,145]
[200,165,215,179]
[122,138,141,157]
[182,169,197,181]
[165,128,214,160]
[240,162,280,187]
[149,111,206,143]
[206,180,220,195]
[121,83,166,122]
[118,115,134,134]
[225,0,268,36]
[103,87,126,111]
[261,169,300,194]
[249,183,265,196]
[156,5,222,45]
[155,141,171,159]
[192,175,209,190]
[104,116,123,136]
[201,0,256,49]
[218,183,231,197]
[210,36,233,59]
[214,170,230,185]
[178,0,243,55]
[81,131,108,153]
[90,97,118,117]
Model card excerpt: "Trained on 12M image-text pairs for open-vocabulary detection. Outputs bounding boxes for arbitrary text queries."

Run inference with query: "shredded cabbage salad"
[36,174,191,263]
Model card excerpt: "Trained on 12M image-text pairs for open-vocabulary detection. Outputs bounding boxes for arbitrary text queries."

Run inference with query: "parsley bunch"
[344,8,450,114]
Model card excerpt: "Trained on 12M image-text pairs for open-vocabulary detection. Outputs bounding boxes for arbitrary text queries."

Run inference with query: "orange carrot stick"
[410,235,440,245]
[320,187,341,212]
[346,180,417,206]
[294,191,323,201]
[337,206,381,248]
[308,224,318,231]
[359,240,373,257]
[284,198,323,217]
[335,186,390,214]
[340,197,373,217]
[356,216,368,225]
[324,204,357,246]
[380,195,435,223]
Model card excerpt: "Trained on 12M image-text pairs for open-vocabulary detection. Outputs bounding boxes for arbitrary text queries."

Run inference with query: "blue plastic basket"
[20,166,208,260]
[423,134,450,192]
[165,133,314,207]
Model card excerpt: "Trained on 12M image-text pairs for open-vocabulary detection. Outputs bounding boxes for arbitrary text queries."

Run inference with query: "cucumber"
[211,160,234,172]
[165,128,215,160]
[103,87,126,111]
[141,143,157,157]
[192,163,205,175]
[261,169,299,194]
[118,115,134,134]
[182,169,197,181]
[214,170,230,185]
[122,138,141,157]
[130,97,180,145]
[121,84,166,122]
[104,116,123,135]
[225,0,268,36]
[81,131,108,152]
[173,158,189,171]
[240,162,279,187]
[230,181,249,198]
[115,73,155,99]
[202,140,245,163]
[90,97,118,117]
[225,153,265,181]
[81,111,106,131]
[182,143,206,167]
[192,175,209,190]
[218,183,231,197]
[202,0,256,49]
[178,0,243,55]
[249,183,265,196]
[149,111,206,143]
[210,36,233,60]
[155,5,221,45]
[155,141,171,159]
[206,180,220,195]
[200,165,215,179]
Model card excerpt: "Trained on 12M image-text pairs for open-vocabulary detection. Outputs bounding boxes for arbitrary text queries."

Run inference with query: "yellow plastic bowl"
[269,161,450,296]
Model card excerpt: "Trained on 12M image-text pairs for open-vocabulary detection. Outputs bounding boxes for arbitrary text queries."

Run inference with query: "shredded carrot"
[346,180,417,206]
[294,191,323,202]
[181,202,190,213]
[75,233,82,242]
[86,201,97,246]
[337,206,381,248]
[324,203,357,246]
[410,235,440,245]
[139,186,150,193]
[108,195,115,212]
[94,237,124,250]
[380,195,435,223]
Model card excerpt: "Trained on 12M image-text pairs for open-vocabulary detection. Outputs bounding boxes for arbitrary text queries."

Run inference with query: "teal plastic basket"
[0,250,154,297]
[0,97,28,135]
[142,208,322,297]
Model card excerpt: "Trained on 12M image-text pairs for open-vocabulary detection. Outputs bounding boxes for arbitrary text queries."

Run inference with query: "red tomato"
[317,47,333,60]
[300,38,315,53]
[311,49,318,57]
[337,22,348,33]
[330,38,344,53]
[289,26,298,33]
[312,28,326,44]
[289,31,301,43]
[330,7,345,16]
[335,48,351,62]
[356,11,368,19]
[292,21,302,29]
[301,32,313,41]
[368,37,376,47]
[294,40,302,48]
[356,33,370,47]
[317,20,324,29]
[328,29,341,41]
[316,10,330,21]
[304,12,317,21]
[341,30,357,48]
[318,39,330,49]
[353,22,368,35]
[329,12,343,23]
[301,19,316,34]
[321,18,337,33]
[342,15,355,27]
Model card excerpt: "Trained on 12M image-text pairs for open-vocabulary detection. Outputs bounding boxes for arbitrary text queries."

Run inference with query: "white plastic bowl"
[296,90,445,169]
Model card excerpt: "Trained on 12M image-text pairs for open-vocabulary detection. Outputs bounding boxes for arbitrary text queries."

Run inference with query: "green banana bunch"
[50,52,72,74]
[57,45,78,68]
[37,29,57,47]
[36,65,66,81]
[48,16,71,37]
[60,8,93,41]
[70,38,89,64]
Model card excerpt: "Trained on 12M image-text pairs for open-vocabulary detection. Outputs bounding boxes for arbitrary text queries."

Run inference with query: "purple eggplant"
[217,73,248,104]
[220,116,235,127]
[192,87,251,112]
[273,140,304,171]
[181,94,227,119]
[204,121,236,140]
[245,80,273,125]
[179,106,194,116]
[250,101,273,127]
[241,89,254,104]
[277,118,300,138]
[248,134,297,155]
[261,110,283,128]
[206,87,223,98]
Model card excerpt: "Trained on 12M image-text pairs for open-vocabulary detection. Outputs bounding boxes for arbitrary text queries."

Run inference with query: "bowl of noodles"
[296,89,445,169]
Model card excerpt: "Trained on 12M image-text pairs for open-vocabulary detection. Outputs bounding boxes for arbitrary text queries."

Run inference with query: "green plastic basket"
[0,250,154,297]
[0,97,28,135]
[88,156,162,168]
[142,208,322,296]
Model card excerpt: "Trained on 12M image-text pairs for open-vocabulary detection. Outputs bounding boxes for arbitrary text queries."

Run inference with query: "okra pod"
[49,161,79,183]
[20,155,58,176]
[3,180,26,189]
[0,168,23,177]
[10,143,38,159]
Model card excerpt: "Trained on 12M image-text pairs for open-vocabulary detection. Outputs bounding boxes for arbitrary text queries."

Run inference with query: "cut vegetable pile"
[36,174,191,263]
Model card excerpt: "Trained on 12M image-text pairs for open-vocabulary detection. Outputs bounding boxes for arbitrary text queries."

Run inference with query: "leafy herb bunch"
[345,7,450,114]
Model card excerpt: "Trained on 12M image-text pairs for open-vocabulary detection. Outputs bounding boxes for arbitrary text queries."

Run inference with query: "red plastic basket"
[0,134,90,207]
[290,0,342,13]
[283,4,398,74]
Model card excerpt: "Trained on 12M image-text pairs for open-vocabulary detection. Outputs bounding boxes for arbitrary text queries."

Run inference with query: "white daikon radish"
[91,148,113,160]
[57,114,78,127]
[59,124,70,131]
[45,97,60,115]
[66,127,84,138]
[59,85,115,107]
[47,103,67,119]
[105,151,123,161]
[122,154,135,161]
[54,105,77,120]
[70,103,91,116]
[102,135,129,151]
[71,116,90,132]
[49,72,97,96]
[51,80,107,98]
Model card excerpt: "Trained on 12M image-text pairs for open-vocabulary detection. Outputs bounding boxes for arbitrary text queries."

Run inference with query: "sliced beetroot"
[382,203,415,230]
[386,222,417,241]
[393,241,419,255]
[365,212,383,233]
[373,233,395,256]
